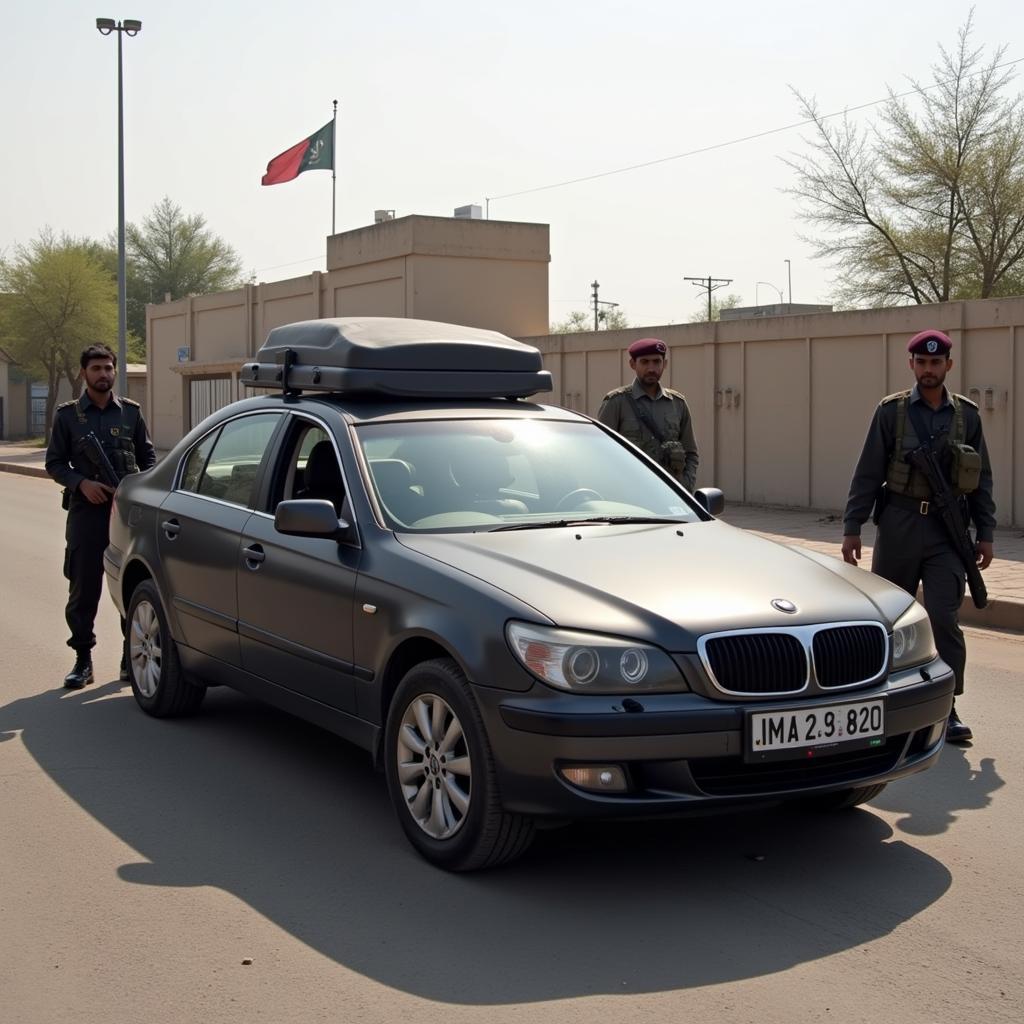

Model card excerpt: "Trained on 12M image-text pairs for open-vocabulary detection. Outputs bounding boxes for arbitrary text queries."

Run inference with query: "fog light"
[559,764,628,793]
[927,721,945,747]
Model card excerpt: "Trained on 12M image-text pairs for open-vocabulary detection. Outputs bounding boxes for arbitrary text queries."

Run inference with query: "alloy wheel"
[396,693,473,839]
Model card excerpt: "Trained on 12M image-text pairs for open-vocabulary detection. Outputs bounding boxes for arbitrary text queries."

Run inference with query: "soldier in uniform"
[598,337,700,491]
[45,344,156,689]
[841,329,995,743]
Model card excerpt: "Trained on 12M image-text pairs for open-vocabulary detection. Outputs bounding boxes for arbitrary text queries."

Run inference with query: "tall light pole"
[756,281,784,307]
[96,17,142,396]
[784,258,792,312]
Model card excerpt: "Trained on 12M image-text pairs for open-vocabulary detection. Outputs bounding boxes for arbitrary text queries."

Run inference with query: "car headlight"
[506,622,687,693]
[891,602,936,670]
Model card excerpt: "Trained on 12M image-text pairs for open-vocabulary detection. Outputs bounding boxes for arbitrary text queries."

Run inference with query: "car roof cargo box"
[240,317,553,399]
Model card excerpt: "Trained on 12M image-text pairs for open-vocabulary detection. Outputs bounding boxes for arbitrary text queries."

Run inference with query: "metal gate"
[189,377,234,430]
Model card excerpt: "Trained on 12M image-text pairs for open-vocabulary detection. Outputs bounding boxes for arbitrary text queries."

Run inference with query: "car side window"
[272,422,347,515]
[186,413,280,507]
[179,430,218,494]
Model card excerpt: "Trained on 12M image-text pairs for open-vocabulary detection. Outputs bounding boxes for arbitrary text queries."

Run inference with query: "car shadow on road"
[1,680,954,1005]
[868,742,1003,836]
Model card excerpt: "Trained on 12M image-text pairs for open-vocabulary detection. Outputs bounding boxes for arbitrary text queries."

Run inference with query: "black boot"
[946,701,973,744]
[64,653,94,690]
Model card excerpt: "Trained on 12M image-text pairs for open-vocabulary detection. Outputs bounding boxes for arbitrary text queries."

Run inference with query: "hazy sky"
[4,1,1023,328]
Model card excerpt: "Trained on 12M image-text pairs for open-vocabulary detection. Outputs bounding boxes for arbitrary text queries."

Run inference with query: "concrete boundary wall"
[148,267,1023,527]
[524,297,1024,527]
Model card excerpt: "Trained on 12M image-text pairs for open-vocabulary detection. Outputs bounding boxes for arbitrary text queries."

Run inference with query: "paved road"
[1,472,1021,1024]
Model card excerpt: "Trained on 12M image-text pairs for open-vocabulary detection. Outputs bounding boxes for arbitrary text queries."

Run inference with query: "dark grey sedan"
[105,318,954,870]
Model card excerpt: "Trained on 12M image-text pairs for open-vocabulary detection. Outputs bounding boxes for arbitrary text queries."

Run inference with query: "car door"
[157,412,283,668]
[236,417,361,713]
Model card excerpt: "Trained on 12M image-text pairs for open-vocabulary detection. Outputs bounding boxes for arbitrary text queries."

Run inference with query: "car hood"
[396,520,913,650]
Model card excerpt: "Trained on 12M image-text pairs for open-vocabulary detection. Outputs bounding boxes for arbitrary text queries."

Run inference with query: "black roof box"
[240,317,553,399]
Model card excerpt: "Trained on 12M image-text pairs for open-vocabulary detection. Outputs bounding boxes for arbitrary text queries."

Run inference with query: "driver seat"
[450,449,529,516]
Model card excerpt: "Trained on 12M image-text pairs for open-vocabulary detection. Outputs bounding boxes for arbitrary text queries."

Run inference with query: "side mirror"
[694,487,724,516]
[274,499,350,538]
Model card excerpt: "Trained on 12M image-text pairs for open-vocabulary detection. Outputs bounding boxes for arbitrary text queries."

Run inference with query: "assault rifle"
[75,432,121,489]
[905,444,988,609]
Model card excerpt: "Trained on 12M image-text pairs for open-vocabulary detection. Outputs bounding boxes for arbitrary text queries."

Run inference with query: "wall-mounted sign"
[177,347,190,363]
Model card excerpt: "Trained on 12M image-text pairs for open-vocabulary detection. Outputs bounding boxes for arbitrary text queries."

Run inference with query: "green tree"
[550,307,629,332]
[689,292,742,323]
[0,230,117,437]
[119,196,243,342]
[787,13,1024,306]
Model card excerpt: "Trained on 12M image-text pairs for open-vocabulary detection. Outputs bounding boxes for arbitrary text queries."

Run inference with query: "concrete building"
[147,215,550,447]
[721,302,833,320]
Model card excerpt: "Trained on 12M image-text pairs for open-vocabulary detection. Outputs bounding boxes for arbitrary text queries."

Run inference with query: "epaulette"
[879,389,910,406]
[602,384,632,400]
[952,392,978,409]
[663,387,688,401]
[56,399,77,411]
[120,397,141,407]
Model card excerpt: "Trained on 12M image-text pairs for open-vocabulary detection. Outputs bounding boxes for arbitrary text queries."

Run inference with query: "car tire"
[803,782,888,811]
[125,580,206,718]
[384,658,535,871]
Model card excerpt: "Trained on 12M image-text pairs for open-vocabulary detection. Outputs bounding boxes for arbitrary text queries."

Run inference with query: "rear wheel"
[126,580,205,717]
[385,658,534,871]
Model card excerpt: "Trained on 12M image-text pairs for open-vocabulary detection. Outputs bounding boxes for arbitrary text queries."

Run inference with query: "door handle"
[242,544,265,570]
[161,518,180,539]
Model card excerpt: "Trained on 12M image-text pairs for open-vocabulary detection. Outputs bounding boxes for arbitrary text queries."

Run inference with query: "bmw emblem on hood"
[771,598,798,614]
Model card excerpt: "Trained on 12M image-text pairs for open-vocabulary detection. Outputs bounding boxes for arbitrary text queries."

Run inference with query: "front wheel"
[126,580,205,717]
[384,658,534,871]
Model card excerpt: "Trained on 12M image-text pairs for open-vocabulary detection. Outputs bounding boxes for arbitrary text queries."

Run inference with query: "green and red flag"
[261,121,334,186]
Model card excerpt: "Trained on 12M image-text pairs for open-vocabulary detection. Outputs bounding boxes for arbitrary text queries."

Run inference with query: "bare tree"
[787,12,1024,306]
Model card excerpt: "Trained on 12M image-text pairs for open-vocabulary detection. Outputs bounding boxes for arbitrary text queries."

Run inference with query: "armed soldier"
[841,330,996,743]
[45,344,156,689]
[598,337,699,491]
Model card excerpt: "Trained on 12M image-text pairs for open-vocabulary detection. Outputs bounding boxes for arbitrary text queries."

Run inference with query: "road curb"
[0,463,48,479]
[960,596,1024,633]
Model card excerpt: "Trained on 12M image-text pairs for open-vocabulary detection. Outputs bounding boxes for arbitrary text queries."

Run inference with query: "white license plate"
[747,699,885,761]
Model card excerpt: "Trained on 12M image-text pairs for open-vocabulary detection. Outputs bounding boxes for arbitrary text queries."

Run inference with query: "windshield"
[355,418,703,531]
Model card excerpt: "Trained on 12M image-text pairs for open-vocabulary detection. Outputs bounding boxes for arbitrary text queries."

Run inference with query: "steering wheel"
[555,488,603,512]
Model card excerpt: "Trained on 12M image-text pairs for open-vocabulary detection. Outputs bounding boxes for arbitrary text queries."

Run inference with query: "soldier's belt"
[886,492,934,516]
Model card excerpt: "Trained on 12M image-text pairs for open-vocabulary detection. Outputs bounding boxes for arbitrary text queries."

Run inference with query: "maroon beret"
[907,330,952,355]
[628,337,667,358]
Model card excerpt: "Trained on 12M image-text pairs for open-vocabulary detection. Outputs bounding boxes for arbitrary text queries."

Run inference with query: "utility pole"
[684,275,733,322]
[591,280,620,330]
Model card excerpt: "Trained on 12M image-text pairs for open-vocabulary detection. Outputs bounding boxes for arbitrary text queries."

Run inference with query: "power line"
[485,56,1024,205]
[685,275,733,322]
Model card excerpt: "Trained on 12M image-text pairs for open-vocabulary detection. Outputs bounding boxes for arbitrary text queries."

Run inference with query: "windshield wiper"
[490,515,683,532]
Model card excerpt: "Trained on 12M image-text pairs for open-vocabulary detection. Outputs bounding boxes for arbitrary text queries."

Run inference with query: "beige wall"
[526,297,1024,527]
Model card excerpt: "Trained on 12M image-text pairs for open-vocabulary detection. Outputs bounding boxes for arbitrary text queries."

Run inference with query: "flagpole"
[331,99,338,236]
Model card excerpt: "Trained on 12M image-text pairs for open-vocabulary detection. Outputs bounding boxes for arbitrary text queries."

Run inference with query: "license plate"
[746,698,885,762]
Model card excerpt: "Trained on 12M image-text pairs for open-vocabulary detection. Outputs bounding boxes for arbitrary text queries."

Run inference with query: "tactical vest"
[884,391,979,498]
[66,396,142,478]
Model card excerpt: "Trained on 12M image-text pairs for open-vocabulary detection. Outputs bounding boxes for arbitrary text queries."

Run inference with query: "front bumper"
[474,659,955,818]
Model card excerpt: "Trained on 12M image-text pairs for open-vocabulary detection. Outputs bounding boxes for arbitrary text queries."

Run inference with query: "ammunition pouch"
[948,441,981,494]
[660,440,686,473]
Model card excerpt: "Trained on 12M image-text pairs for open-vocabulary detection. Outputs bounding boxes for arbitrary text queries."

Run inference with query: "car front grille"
[813,624,888,688]
[703,633,806,694]
[699,622,888,696]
